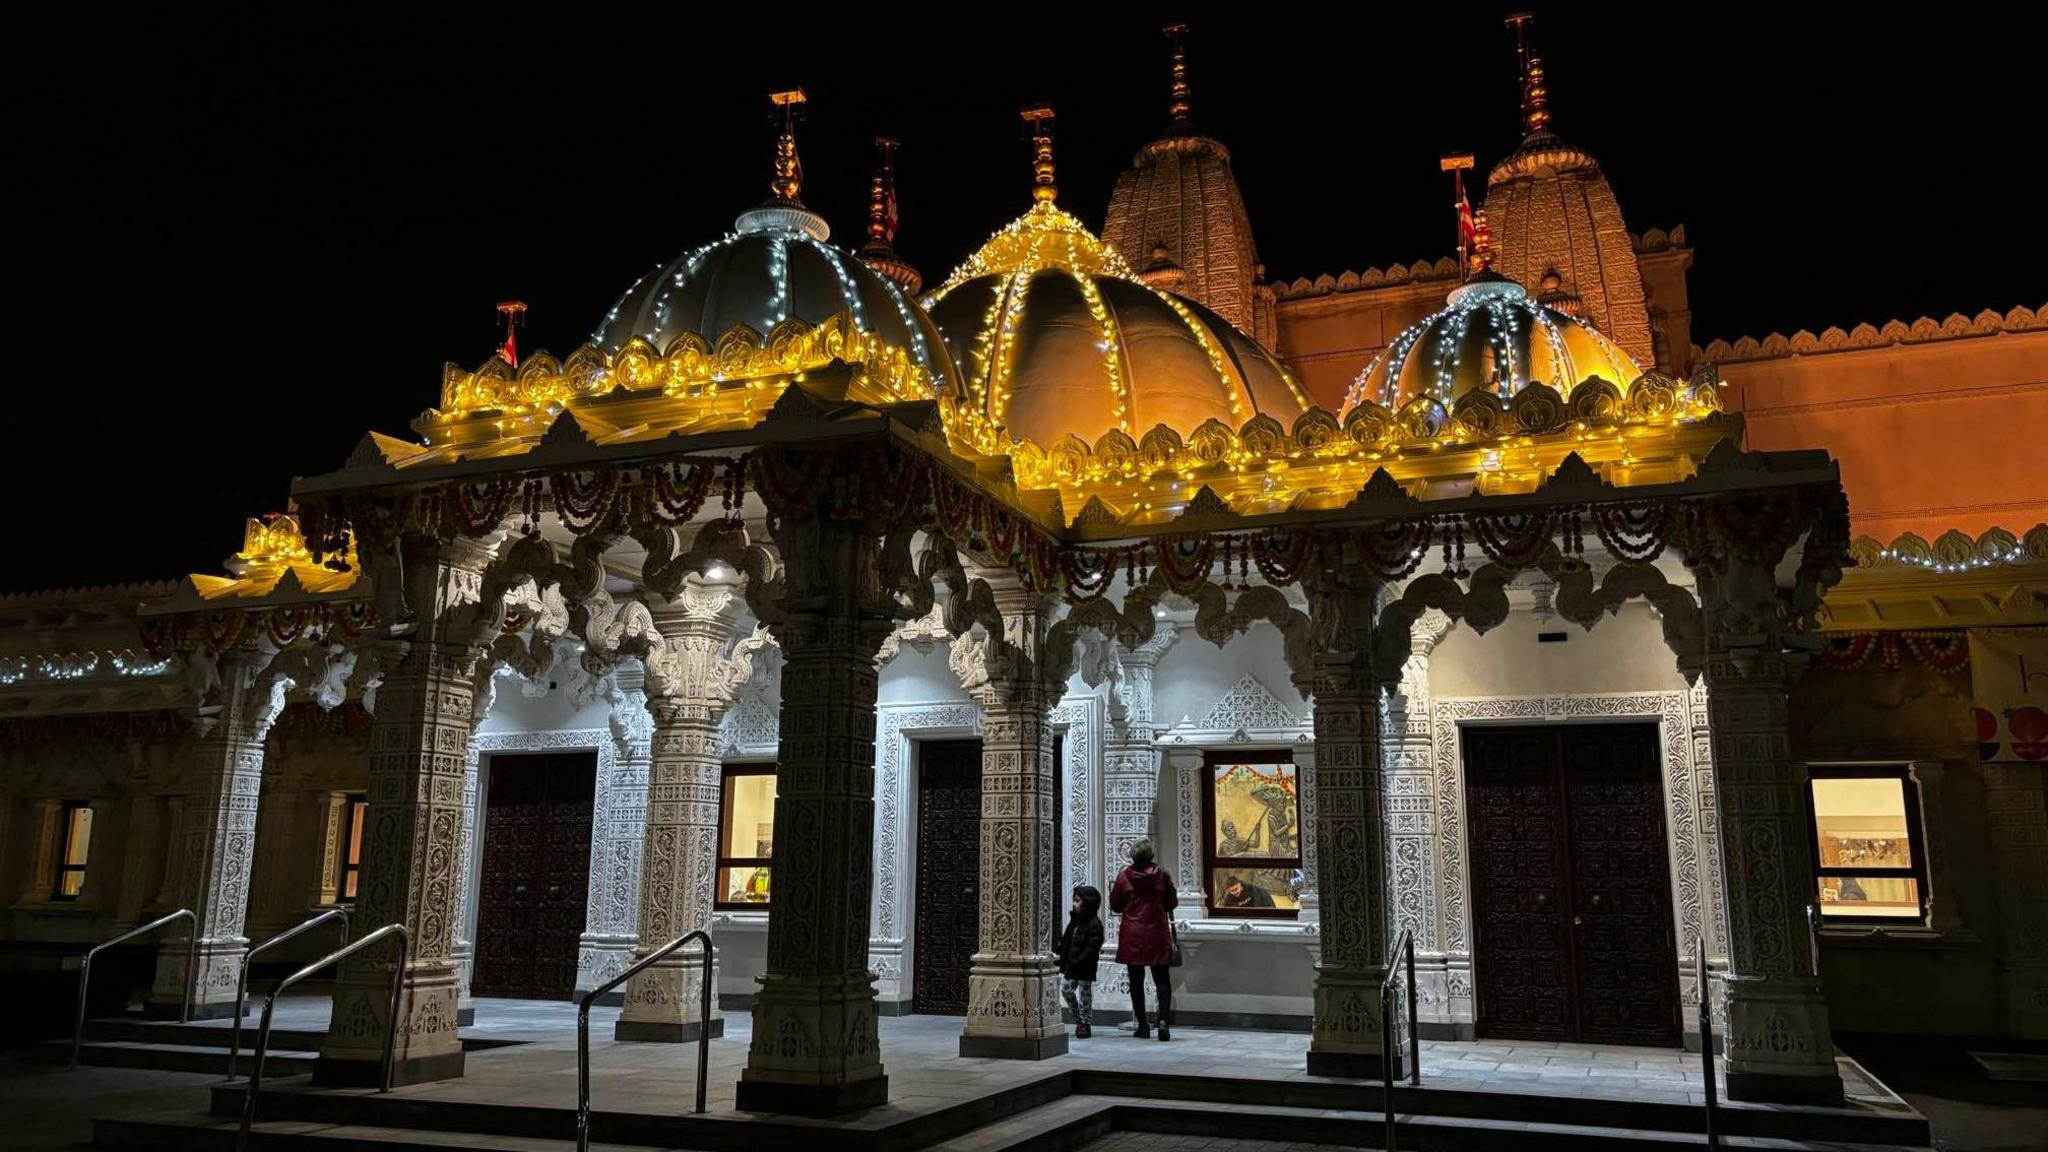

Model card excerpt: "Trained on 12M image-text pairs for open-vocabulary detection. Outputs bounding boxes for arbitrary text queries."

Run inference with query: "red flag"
[1457,193,1477,250]
[499,327,518,367]
[884,183,900,242]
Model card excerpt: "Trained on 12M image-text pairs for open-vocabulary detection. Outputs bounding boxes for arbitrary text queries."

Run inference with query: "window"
[716,766,775,909]
[1201,751,1304,918]
[340,793,368,902]
[1809,766,1928,922]
[53,802,93,900]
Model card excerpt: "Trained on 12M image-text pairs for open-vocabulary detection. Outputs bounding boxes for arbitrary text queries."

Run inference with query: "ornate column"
[1384,611,1452,1028]
[1984,760,2048,1039]
[1300,568,1402,1078]
[736,509,896,1116]
[318,536,494,1086]
[1102,624,1174,884]
[148,645,287,1018]
[1698,559,1841,1103]
[580,665,649,997]
[616,584,763,1041]
[956,574,1067,1059]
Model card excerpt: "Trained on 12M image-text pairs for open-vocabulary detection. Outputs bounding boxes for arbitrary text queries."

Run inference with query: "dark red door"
[1465,724,1680,1047]
[914,739,982,1015]
[473,752,596,1000]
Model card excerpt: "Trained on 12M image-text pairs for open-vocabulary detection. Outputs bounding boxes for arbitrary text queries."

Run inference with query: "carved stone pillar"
[1102,624,1174,884]
[318,539,493,1087]
[1385,612,1450,1026]
[1165,748,1209,912]
[149,647,284,1018]
[1300,570,1402,1079]
[736,514,895,1116]
[1698,561,1841,1103]
[957,576,1068,1060]
[1984,761,2048,1039]
[581,666,649,998]
[616,586,763,1042]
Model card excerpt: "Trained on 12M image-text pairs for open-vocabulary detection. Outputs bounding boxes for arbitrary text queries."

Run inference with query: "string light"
[0,651,174,686]
[1877,546,2028,573]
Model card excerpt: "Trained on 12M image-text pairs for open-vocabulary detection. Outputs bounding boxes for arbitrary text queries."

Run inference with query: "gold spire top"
[1471,208,1495,273]
[867,136,900,248]
[1164,23,1192,125]
[768,88,807,204]
[1505,13,1551,138]
[1021,103,1057,203]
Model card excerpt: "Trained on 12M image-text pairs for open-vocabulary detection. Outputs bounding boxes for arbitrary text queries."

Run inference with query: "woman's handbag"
[1168,921,1185,968]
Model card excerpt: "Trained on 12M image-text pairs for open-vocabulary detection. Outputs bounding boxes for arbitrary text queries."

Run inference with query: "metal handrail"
[1378,927,1420,1152]
[227,907,350,1078]
[1696,937,1721,1151]
[577,929,713,1152]
[238,923,409,1150]
[71,908,196,1067]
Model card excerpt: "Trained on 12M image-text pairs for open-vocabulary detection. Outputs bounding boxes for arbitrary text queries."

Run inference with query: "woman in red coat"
[1109,838,1178,1040]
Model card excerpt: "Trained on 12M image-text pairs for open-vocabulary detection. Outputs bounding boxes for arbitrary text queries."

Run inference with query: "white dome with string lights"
[1341,271,1639,414]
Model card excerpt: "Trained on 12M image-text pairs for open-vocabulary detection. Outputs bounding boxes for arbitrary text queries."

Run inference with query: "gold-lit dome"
[926,201,1307,457]
[1341,273,1639,413]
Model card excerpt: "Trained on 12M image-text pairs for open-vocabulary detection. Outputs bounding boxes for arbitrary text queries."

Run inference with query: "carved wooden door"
[473,753,596,1001]
[914,739,983,1015]
[1563,724,1681,1047]
[1466,727,1575,1042]
[1465,724,1680,1047]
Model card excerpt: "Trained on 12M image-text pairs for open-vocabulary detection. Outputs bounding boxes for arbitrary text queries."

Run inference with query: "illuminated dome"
[1341,272,1639,412]
[926,201,1307,453]
[591,204,954,393]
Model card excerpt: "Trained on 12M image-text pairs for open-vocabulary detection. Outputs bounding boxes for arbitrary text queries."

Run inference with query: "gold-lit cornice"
[188,514,359,600]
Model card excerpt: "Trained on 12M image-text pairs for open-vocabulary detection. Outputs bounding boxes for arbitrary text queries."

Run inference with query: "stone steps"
[44,1038,318,1077]
[93,1096,1934,1152]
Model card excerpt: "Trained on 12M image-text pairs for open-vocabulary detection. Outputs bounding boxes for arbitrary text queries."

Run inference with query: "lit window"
[1201,752,1303,918]
[53,802,93,900]
[340,794,367,902]
[1809,766,1928,922]
[717,766,775,909]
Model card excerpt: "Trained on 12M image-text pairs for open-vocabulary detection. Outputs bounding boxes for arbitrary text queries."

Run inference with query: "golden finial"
[1471,208,1495,273]
[1165,23,1192,124]
[867,136,901,248]
[768,88,807,205]
[1505,13,1551,138]
[1021,104,1057,204]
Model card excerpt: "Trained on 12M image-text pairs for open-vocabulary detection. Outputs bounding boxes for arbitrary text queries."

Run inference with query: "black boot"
[1131,993,1151,1038]
[1157,1005,1172,1042]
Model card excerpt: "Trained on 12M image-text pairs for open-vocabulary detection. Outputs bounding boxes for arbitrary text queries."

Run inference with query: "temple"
[7,19,2046,1148]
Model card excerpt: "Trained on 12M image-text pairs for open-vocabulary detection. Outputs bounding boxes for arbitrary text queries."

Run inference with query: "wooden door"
[914,739,982,1015]
[1465,724,1680,1047]
[473,752,596,1000]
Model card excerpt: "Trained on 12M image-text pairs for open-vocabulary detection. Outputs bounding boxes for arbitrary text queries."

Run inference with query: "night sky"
[8,8,2041,593]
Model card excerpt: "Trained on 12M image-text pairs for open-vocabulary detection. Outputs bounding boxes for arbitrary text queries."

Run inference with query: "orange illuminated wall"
[1716,326,2048,544]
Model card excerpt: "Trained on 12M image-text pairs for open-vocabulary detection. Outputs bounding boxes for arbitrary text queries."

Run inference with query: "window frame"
[52,800,92,901]
[1807,763,1930,924]
[1200,748,1302,920]
[339,793,368,904]
[715,763,776,911]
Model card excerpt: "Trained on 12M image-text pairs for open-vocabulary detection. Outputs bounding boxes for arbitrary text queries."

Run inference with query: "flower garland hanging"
[1468,509,1556,568]
[1814,630,1971,673]
[1357,520,1432,580]
[448,478,518,537]
[649,460,714,524]
[1252,529,1313,585]
[548,468,622,533]
[1592,501,1674,564]
[1153,534,1217,595]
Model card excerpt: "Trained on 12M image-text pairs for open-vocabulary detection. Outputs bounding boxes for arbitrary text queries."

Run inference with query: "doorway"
[913,739,982,1015]
[472,752,597,1001]
[1464,723,1682,1047]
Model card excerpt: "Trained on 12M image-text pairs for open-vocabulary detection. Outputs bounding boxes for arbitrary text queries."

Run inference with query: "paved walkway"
[192,996,1894,1118]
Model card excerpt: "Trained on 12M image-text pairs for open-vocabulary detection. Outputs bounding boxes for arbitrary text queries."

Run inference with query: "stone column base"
[615,1017,725,1043]
[959,1031,1069,1060]
[147,937,246,1019]
[735,1073,889,1117]
[1307,964,1402,1080]
[1722,976,1842,1105]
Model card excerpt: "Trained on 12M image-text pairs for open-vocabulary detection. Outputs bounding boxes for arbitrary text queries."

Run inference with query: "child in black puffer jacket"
[1057,884,1104,1037]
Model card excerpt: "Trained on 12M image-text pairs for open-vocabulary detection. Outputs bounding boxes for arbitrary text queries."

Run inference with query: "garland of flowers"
[1253,529,1313,585]
[649,460,714,524]
[1592,501,1674,564]
[1153,534,1216,595]
[547,468,622,533]
[1815,630,1971,672]
[1468,509,1556,567]
[1357,520,1433,580]
[449,478,519,536]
